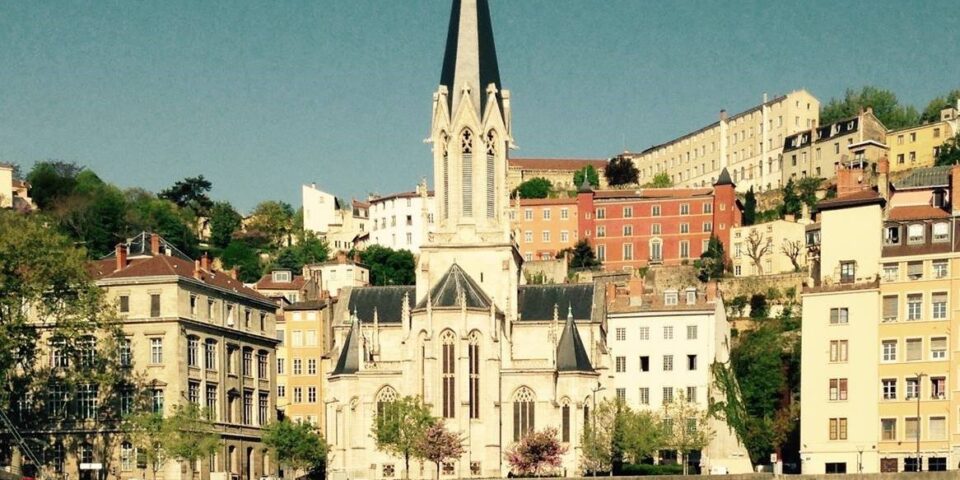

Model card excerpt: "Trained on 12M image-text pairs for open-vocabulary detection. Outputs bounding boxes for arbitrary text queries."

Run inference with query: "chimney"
[150,233,160,255]
[115,243,127,272]
[229,267,238,280]
[784,214,796,223]
[877,157,890,201]
[200,253,210,271]
[719,109,728,121]
[951,165,960,216]
[194,260,202,279]
[337,251,347,264]
[705,281,718,302]
[836,165,869,197]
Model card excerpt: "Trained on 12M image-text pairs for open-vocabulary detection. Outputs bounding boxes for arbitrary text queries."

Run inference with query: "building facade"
[887,104,959,173]
[302,184,370,253]
[507,158,609,193]
[626,90,821,193]
[730,219,807,277]
[367,184,435,254]
[275,300,335,431]
[781,108,888,182]
[510,197,579,261]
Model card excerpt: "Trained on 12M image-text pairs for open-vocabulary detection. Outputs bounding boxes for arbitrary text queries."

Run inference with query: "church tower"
[418,0,520,313]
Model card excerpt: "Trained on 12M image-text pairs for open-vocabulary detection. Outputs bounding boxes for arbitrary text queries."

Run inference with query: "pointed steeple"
[714,167,735,187]
[440,0,502,116]
[556,305,593,372]
[332,316,362,375]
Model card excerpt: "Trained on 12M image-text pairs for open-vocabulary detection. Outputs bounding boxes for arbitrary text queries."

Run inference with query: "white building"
[607,278,752,474]
[302,183,370,253]
[304,256,369,298]
[368,184,436,253]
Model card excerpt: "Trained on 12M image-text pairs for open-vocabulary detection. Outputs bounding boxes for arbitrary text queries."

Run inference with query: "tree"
[580,398,620,475]
[568,239,600,268]
[727,295,748,318]
[605,156,639,186]
[795,177,822,217]
[513,177,552,199]
[221,238,263,283]
[694,236,725,282]
[820,86,919,129]
[127,411,170,480]
[167,403,220,476]
[934,133,960,166]
[25,160,83,209]
[574,165,600,189]
[158,175,214,216]
[505,427,567,477]
[126,189,200,258]
[744,229,771,275]
[645,172,673,188]
[921,89,960,124]
[620,409,665,466]
[359,245,416,285]
[416,421,465,480]
[371,396,434,479]
[208,201,243,249]
[274,232,331,271]
[49,171,130,257]
[749,294,768,320]
[263,419,329,477]
[247,200,296,248]
[780,239,804,272]
[779,179,802,219]
[661,393,713,475]
[742,187,757,226]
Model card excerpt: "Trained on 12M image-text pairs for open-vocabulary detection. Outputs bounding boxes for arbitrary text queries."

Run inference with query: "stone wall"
[522,257,569,284]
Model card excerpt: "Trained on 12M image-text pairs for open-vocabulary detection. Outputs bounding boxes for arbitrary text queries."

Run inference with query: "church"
[323,0,609,478]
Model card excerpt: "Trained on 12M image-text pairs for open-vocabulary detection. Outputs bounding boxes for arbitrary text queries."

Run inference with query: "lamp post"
[915,372,927,472]
[590,383,605,477]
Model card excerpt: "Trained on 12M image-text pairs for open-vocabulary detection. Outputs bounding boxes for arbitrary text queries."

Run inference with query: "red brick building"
[577,168,740,271]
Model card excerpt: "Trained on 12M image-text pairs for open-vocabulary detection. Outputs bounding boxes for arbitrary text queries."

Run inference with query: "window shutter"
[906,340,922,361]
[933,292,947,304]
[908,262,923,277]
[883,296,898,320]
[934,222,948,236]
[931,337,947,350]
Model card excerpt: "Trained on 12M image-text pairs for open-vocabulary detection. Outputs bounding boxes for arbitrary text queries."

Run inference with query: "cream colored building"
[626,90,820,193]
[506,158,609,193]
[0,164,33,211]
[731,219,807,277]
[275,300,334,432]
[368,184,436,254]
[302,183,370,254]
[781,108,888,182]
[887,103,959,173]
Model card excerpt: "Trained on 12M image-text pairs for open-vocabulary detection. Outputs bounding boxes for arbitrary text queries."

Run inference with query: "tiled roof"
[817,189,885,211]
[894,165,952,190]
[254,274,306,290]
[508,158,608,171]
[887,205,950,221]
[518,197,577,206]
[593,187,713,200]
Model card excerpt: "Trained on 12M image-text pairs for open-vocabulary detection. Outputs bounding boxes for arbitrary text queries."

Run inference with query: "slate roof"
[415,263,492,310]
[894,165,952,190]
[517,284,595,321]
[440,0,501,115]
[347,286,415,323]
[331,319,361,375]
[556,310,594,373]
[714,168,734,186]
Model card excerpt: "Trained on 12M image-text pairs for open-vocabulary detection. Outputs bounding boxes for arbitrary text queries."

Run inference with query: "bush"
[618,463,684,476]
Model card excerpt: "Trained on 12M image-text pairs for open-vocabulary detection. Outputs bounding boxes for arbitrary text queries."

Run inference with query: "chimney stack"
[150,233,160,255]
[836,165,869,197]
[706,281,718,302]
[115,243,127,272]
[951,165,960,216]
[200,253,210,271]
[194,260,202,279]
[877,157,890,201]
[337,251,347,264]
[229,267,238,280]
[719,109,728,121]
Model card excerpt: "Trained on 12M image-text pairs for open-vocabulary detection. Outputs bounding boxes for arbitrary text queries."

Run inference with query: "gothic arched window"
[461,130,474,217]
[513,387,535,441]
[468,331,481,419]
[441,132,450,219]
[375,386,399,437]
[441,330,456,418]
[485,130,496,218]
[561,399,571,442]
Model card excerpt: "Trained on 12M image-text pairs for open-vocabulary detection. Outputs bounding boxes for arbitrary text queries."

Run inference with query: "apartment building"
[510,197,579,261]
[626,90,820,193]
[367,184,435,253]
[730,218,807,277]
[577,170,740,272]
[606,277,751,474]
[781,108,887,182]
[506,158,608,193]
[302,255,370,298]
[887,103,959,173]
[275,300,334,432]
[87,233,280,480]
[302,183,370,253]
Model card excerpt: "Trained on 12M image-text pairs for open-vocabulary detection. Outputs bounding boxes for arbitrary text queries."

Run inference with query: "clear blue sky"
[2,1,958,213]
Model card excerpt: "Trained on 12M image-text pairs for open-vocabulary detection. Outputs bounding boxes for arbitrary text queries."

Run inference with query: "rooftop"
[894,165,952,190]
[508,158,608,171]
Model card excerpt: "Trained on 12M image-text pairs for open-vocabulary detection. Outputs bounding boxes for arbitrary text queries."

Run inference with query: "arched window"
[485,131,496,218]
[121,441,134,471]
[561,400,571,443]
[461,130,474,217]
[468,332,481,419]
[376,386,399,430]
[418,332,428,398]
[583,397,591,433]
[513,387,535,441]
[441,330,456,418]
[441,132,450,219]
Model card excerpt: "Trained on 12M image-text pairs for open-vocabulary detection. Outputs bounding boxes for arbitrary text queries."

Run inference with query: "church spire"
[440,0,502,116]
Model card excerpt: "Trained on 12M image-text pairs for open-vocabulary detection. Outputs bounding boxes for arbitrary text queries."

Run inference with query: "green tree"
[49,171,130,257]
[921,89,960,124]
[727,295,749,318]
[166,403,220,477]
[661,393,713,475]
[25,160,83,209]
[247,200,296,248]
[574,165,600,189]
[694,236,725,282]
[645,172,673,188]
[742,187,757,226]
[127,411,170,480]
[820,86,919,129]
[208,201,243,249]
[126,189,200,257]
[263,419,329,477]
[416,421,465,480]
[620,408,665,466]
[779,179,802,219]
[221,238,263,283]
[512,177,553,199]
[605,156,639,186]
[795,177,822,216]
[580,398,619,475]
[274,232,331,271]
[371,396,434,479]
[158,175,214,216]
[359,245,416,285]
[749,293,768,319]
[934,133,960,166]
[568,239,600,268]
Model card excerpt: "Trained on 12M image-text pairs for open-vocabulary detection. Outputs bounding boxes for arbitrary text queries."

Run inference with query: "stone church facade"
[323,1,609,478]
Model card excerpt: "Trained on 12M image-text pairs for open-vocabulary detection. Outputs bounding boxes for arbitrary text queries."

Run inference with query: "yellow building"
[781,108,888,182]
[887,104,959,173]
[275,300,334,429]
[730,218,807,277]
[506,158,609,193]
[626,90,820,193]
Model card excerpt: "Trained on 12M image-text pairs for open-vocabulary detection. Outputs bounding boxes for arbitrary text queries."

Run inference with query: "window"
[77,383,98,420]
[293,359,302,375]
[906,377,920,399]
[307,387,317,403]
[679,240,690,259]
[622,225,633,236]
[615,328,626,341]
[883,226,900,245]
[119,295,130,314]
[119,338,132,367]
[616,388,626,401]
[205,340,217,370]
[542,231,550,242]
[880,418,897,441]
[596,208,605,219]
[664,291,678,306]
[933,222,949,242]
[686,325,697,340]
[828,418,848,440]
[650,224,661,236]
[680,204,689,215]
[468,333,480,419]
[931,336,947,359]
[639,388,649,405]
[258,352,268,378]
[293,387,302,403]
[882,379,897,400]
[907,261,923,279]
[243,391,253,424]
[839,261,855,283]
[907,224,924,243]
[639,326,649,340]
[906,338,922,361]
[306,358,317,375]
[679,223,689,234]
[929,457,947,471]
[560,231,569,242]
[150,338,163,364]
[662,387,674,404]
[524,231,532,243]
[882,295,898,322]
[932,292,947,319]
[188,337,199,367]
[651,205,661,217]
[905,416,919,440]
[639,356,649,372]
[441,331,455,418]
[825,463,846,474]
[703,222,712,233]
[829,378,848,401]
[206,385,217,418]
[663,326,673,339]
[703,203,712,214]
[907,294,922,320]
[560,208,569,220]
[687,354,697,371]
[623,243,633,261]
[150,293,161,317]
[830,340,848,362]
[829,308,849,324]
[561,403,570,442]
[663,355,673,371]
[686,386,697,403]
[121,441,134,471]
[882,340,897,362]
[277,385,285,398]
[931,376,946,399]
[933,259,948,278]
[615,356,626,372]
[623,206,633,218]
[513,388,535,441]
[151,389,164,414]
[882,263,899,281]
[596,226,605,238]
[242,348,252,377]
[596,244,605,261]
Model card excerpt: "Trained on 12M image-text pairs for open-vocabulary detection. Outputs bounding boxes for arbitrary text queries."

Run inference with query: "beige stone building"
[275,300,335,430]
[15,233,282,480]
[887,103,959,173]
[730,219,807,277]
[781,108,888,182]
[0,164,34,211]
[626,90,820,193]
[507,158,608,193]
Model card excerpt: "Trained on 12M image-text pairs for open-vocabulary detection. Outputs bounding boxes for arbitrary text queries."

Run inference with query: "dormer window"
[664,290,678,306]
[933,222,949,242]
[685,288,697,305]
[907,224,924,244]
[272,270,292,283]
[884,226,900,245]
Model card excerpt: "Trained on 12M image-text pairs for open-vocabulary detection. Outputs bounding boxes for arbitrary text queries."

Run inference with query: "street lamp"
[914,372,927,472]
[589,383,605,477]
